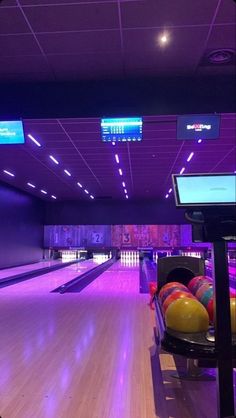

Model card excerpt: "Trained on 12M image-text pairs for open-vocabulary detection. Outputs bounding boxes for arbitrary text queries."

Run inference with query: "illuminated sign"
[101,117,142,142]
[177,115,220,140]
[0,120,25,144]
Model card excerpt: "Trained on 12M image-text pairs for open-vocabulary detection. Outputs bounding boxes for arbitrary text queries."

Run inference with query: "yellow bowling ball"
[165,297,209,333]
[212,298,236,333]
[230,298,236,333]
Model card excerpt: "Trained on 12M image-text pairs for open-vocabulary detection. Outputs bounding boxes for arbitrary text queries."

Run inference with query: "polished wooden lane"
[0,259,103,295]
[0,259,63,281]
[0,260,233,418]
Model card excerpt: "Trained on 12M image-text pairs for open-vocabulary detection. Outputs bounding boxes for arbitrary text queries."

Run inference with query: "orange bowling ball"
[162,290,195,314]
[158,282,186,300]
[165,297,209,333]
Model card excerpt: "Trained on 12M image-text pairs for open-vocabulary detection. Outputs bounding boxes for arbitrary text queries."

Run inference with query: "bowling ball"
[159,284,189,305]
[165,298,209,333]
[162,290,195,314]
[195,283,212,300]
[188,276,212,295]
[212,298,236,333]
[206,298,214,322]
[158,282,186,301]
[201,287,214,307]
[230,298,236,333]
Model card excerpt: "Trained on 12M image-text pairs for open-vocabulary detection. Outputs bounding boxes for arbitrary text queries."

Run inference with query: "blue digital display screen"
[0,120,25,144]
[101,117,142,142]
[177,114,220,140]
[173,174,236,206]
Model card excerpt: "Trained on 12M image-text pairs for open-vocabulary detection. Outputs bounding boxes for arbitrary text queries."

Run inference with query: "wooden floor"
[0,260,234,418]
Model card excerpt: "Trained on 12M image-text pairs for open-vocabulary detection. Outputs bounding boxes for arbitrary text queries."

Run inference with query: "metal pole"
[212,241,235,418]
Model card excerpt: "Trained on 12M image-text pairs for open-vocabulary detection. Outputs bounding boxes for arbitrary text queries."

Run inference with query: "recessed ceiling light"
[165,194,169,198]
[168,188,172,193]
[112,142,116,146]
[84,189,89,194]
[180,167,185,175]
[198,139,202,143]
[28,134,41,147]
[90,195,94,199]
[27,182,36,188]
[64,169,71,176]
[3,169,14,177]
[125,195,128,199]
[124,189,127,194]
[119,168,123,176]
[49,155,59,165]
[77,182,83,188]
[41,190,47,195]
[51,195,57,199]
[122,182,126,188]
[158,32,169,46]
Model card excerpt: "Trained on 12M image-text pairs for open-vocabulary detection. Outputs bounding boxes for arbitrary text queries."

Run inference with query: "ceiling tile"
[215,0,236,24]
[0,34,42,57]
[0,7,30,34]
[23,3,119,32]
[121,0,218,28]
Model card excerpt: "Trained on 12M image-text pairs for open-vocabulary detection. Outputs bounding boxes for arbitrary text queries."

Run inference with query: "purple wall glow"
[0,181,44,269]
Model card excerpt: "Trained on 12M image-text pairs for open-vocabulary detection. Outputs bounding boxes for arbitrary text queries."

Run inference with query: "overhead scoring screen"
[177,114,220,140]
[0,120,25,144]
[173,173,236,206]
[101,117,142,142]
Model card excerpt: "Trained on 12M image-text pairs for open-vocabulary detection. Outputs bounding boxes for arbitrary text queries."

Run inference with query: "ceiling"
[0,0,235,82]
[0,113,235,201]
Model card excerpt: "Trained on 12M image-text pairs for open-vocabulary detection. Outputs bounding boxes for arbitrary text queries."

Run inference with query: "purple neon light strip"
[28,134,41,147]
[27,182,36,188]
[49,155,59,165]
[3,170,14,177]
[115,154,119,164]
[187,152,194,162]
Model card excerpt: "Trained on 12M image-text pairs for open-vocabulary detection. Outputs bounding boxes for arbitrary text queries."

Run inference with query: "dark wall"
[45,199,185,225]
[0,181,44,269]
[1,75,235,119]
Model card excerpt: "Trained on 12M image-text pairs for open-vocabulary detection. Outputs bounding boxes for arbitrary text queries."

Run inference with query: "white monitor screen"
[172,173,236,206]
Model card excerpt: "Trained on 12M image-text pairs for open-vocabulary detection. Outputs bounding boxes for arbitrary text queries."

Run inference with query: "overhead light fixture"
[27,182,36,188]
[187,152,194,162]
[3,169,14,177]
[124,189,127,194]
[77,182,83,188]
[168,188,172,193]
[158,32,170,47]
[198,139,202,143]
[41,190,47,195]
[180,167,185,175]
[28,134,41,147]
[115,154,119,164]
[51,195,57,199]
[119,168,123,176]
[125,195,128,199]
[90,195,94,199]
[122,182,126,188]
[112,142,116,146]
[49,155,59,165]
[64,169,71,177]
[84,189,89,194]
[165,194,169,198]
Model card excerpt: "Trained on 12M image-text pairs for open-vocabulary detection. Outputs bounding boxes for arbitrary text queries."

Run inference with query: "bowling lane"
[0,258,105,295]
[0,259,64,282]
[0,259,158,418]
